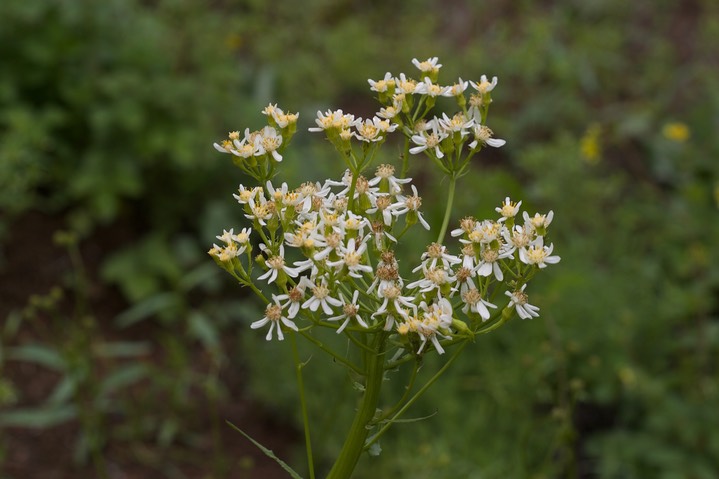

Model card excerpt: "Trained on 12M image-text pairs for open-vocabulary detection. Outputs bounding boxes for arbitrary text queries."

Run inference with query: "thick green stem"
[326,331,388,479]
[365,340,469,448]
[436,175,457,245]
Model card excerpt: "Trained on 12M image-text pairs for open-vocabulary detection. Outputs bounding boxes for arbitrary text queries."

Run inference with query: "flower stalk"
[326,332,388,479]
[207,57,560,479]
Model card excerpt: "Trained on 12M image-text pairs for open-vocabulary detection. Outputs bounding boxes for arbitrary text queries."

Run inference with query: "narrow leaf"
[375,410,438,426]
[7,344,65,371]
[115,293,179,328]
[0,405,77,428]
[226,421,303,479]
[98,363,149,397]
[47,376,78,404]
[94,341,151,358]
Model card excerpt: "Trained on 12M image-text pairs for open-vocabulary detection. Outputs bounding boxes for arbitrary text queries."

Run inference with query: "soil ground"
[0,212,299,479]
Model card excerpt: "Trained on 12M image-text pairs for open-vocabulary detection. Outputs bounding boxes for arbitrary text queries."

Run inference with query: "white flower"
[211,228,251,260]
[519,238,561,269]
[468,220,503,245]
[459,243,478,271]
[407,266,456,294]
[308,109,358,132]
[409,121,447,158]
[341,210,370,238]
[502,223,534,254]
[250,296,299,341]
[373,283,415,317]
[495,197,522,221]
[395,73,419,94]
[208,242,242,263]
[263,104,298,128]
[438,112,474,135]
[469,124,506,149]
[253,126,283,162]
[392,185,430,230]
[423,297,454,329]
[370,220,397,249]
[244,194,274,226]
[368,164,411,195]
[450,216,478,238]
[412,57,442,74]
[326,237,373,278]
[461,288,497,320]
[215,228,237,245]
[453,265,476,296]
[413,242,461,273]
[377,105,400,119]
[368,72,395,93]
[366,194,401,227]
[213,139,234,154]
[300,276,343,315]
[233,185,260,205]
[470,75,498,94]
[442,78,469,97]
[475,246,512,282]
[523,210,554,235]
[274,285,306,319]
[505,284,540,319]
[414,77,451,97]
[257,245,302,283]
[327,291,368,334]
[312,231,344,261]
[404,299,455,355]
[265,180,288,199]
[213,131,241,154]
[355,117,396,142]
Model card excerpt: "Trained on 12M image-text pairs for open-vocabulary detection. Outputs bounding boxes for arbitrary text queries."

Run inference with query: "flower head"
[328,291,368,334]
[505,284,540,320]
[251,295,299,341]
[412,57,442,75]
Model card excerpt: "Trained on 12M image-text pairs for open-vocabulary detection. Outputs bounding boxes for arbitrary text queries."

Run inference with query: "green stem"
[326,331,388,479]
[291,333,315,479]
[297,330,363,376]
[374,361,419,424]
[436,175,457,244]
[400,136,410,179]
[347,168,359,213]
[365,340,468,448]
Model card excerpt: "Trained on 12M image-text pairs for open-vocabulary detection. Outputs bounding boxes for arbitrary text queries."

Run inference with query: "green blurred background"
[1,0,718,478]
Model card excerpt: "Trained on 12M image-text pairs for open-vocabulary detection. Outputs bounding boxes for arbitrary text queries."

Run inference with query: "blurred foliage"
[2,0,719,477]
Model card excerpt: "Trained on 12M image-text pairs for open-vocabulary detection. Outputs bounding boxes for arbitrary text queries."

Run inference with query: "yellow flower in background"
[580,123,601,164]
[225,33,242,51]
[662,122,690,142]
[714,183,719,209]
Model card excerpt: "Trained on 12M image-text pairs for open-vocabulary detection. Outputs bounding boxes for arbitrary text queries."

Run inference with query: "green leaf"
[7,344,65,371]
[226,421,304,479]
[178,262,218,292]
[188,311,219,351]
[114,293,179,328]
[158,417,179,447]
[93,341,151,358]
[0,405,77,428]
[98,363,149,397]
[47,376,78,405]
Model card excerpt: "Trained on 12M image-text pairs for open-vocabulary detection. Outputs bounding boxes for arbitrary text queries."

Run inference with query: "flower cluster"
[210,57,560,358]
[212,174,557,353]
[213,104,299,183]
